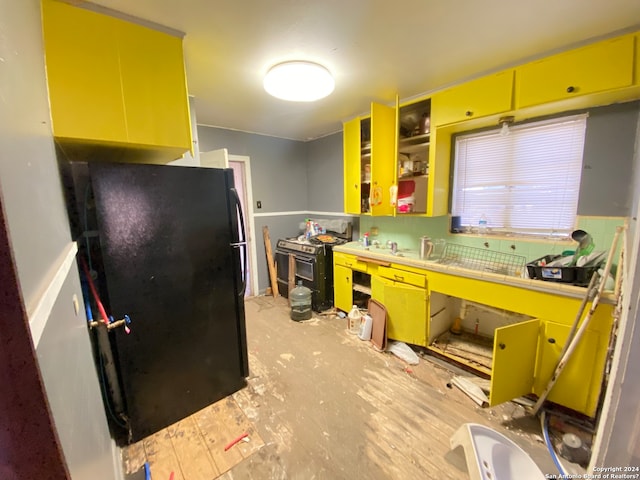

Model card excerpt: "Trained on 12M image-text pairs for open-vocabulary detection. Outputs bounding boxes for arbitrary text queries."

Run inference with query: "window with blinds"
[451,114,587,237]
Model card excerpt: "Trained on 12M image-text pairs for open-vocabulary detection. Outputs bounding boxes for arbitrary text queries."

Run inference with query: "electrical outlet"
[257,200,262,209]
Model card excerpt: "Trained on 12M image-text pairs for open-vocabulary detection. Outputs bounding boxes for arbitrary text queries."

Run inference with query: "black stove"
[276,238,325,255]
[275,232,349,312]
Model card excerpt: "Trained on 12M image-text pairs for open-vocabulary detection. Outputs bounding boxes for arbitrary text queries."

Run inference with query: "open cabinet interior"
[397,99,430,214]
[428,291,534,375]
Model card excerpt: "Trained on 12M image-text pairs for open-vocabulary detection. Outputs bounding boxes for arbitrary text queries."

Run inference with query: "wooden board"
[368,298,387,351]
[262,225,279,297]
[431,330,494,370]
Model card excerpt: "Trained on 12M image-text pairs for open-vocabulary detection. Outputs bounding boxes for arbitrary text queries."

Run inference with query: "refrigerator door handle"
[230,187,248,295]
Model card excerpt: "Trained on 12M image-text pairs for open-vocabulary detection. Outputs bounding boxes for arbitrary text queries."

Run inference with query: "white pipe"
[531,225,623,415]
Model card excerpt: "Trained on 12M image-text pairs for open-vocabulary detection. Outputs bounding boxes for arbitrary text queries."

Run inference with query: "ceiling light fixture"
[263,61,335,102]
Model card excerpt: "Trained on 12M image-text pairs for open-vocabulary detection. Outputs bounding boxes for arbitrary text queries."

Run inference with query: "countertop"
[333,241,616,303]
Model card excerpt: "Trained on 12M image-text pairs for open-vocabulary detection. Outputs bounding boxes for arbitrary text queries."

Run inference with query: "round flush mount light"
[263,61,335,102]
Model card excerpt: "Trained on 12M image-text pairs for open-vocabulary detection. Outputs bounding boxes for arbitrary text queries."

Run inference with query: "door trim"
[229,154,259,298]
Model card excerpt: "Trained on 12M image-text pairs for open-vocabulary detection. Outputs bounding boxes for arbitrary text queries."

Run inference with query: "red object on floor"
[224,432,249,451]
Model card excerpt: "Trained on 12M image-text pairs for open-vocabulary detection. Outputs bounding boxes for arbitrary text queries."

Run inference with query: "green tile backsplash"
[359,215,626,266]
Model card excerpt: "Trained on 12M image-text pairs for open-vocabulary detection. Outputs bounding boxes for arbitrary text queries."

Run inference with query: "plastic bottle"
[290,281,312,321]
[358,314,373,341]
[363,232,370,247]
[478,214,488,234]
[347,305,362,335]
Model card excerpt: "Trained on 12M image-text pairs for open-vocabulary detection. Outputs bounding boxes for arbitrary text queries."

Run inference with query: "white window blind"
[451,114,587,236]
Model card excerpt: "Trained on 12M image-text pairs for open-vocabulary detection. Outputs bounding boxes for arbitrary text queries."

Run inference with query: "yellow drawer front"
[333,253,368,272]
[516,35,634,108]
[376,266,426,288]
[431,70,514,126]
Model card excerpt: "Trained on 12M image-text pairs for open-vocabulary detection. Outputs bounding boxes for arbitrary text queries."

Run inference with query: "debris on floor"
[386,340,420,365]
[449,375,489,407]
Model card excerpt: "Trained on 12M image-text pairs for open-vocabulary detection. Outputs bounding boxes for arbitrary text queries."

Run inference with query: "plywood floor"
[124,295,561,479]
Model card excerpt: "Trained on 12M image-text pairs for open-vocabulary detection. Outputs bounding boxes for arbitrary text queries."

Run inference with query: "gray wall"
[307,132,344,212]
[0,1,118,479]
[578,101,639,216]
[197,126,308,212]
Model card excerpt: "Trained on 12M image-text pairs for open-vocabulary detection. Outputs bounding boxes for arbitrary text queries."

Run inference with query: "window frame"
[450,113,588,238]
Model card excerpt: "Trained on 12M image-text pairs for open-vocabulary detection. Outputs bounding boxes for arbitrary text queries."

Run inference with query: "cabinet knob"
[499,343,506,350]
[548,338,556,344]
[465,111,473,117]
[566,86,576,93]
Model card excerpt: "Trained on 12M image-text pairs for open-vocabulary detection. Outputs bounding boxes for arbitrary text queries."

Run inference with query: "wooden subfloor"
[124,295,560,479]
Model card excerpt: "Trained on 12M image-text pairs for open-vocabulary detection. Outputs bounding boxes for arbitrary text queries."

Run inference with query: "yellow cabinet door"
[370,102,397,216]
[489,319,539,406]
[343,117,362,214]
[42,0,127,143]
[431,70,514,126]
[334,264,353,312]
[635,34,640,86]
[117,21,192,150]
[533,321,600,416]
[371,275,428,346]
[516,35,634,109]
[426,127,450,217]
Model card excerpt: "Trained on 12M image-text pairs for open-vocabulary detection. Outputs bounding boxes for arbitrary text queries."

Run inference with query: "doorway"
[229,155,257,297]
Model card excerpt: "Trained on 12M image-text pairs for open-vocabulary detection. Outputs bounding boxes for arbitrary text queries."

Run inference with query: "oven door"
[274,249,317,296]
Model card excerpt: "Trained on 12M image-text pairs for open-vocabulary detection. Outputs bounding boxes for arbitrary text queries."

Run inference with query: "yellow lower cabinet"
[489,319,539,406]
[333,264,353,312]
[371,275,428,347]
[533,321,601,416]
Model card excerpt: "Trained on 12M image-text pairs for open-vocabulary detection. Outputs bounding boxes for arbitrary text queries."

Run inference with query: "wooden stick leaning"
[530,225,624,416]
[262,226,279,298]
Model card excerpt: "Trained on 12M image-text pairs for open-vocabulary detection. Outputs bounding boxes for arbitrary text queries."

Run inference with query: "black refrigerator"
[85,162,249,443]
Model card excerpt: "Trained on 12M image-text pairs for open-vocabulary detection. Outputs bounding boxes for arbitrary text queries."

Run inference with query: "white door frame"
[228,154,259,297]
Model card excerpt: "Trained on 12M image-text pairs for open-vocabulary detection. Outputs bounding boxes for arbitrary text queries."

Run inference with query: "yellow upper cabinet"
[41,0,192,155]
[342,101,397,216]
[369,102,397,216]
[117,21,191,150]
[635,33,640,85]
[515,35,635,109]
[343,117,362,215]
[42,0,126,144]
[431,70,514,126]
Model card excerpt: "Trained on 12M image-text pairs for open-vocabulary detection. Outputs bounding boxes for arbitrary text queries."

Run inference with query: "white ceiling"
[87,0,640,141]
